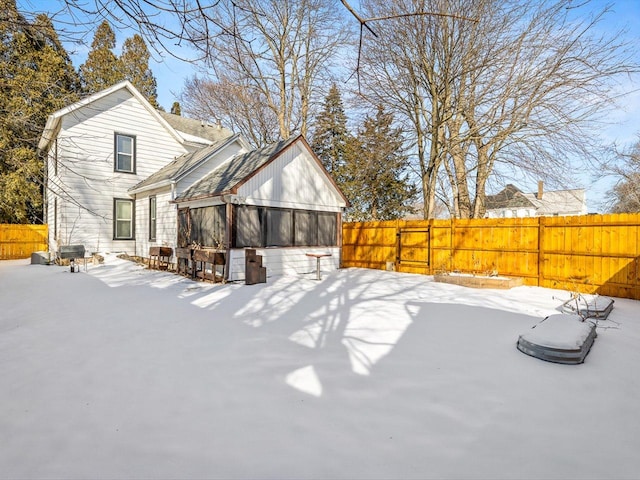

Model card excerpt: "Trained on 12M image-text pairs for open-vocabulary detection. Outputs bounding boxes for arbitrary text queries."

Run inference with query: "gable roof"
[485,184,536,210]
[37,81,228,153]
[157,111,233,145]
[175,135,349,205]
[485,183,586,215]
[523,189,586,215]
[128,134,247,195]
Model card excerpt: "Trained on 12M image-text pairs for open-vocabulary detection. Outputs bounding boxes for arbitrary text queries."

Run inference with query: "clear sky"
[16,0,640,211]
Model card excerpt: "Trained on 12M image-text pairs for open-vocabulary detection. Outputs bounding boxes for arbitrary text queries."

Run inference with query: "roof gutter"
[128,179,173,195]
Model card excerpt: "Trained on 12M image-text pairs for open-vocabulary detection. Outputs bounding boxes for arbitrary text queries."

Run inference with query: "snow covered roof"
[522,188,587,216]
[485,183,586,216]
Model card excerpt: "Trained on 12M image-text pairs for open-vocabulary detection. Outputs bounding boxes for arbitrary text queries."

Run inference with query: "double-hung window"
[115,133,136,173]
[114,199,134,240]
[149,196,157,241]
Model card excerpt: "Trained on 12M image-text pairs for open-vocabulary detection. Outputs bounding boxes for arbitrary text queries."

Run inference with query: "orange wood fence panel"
[342,214,640,300]
[0,224,48,260]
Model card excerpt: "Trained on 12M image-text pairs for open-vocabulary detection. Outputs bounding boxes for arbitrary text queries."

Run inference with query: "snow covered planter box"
[434,273,523,289]
[517,314,597,364]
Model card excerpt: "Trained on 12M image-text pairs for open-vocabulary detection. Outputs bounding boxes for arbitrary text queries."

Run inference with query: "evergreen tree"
[311,84,349,177]
[170,101,182,116]
[120,34,159,108]
[79,20,123,94]
[0,2,79,223]
[342,105,417,221]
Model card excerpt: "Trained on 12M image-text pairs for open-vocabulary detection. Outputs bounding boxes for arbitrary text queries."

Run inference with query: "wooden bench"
[149,246,173,270]
[58,244,86,273]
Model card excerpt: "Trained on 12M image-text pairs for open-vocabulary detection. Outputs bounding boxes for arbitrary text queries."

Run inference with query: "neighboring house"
[38,81,348,280]
[173,135,349,281]
[485,182,587,218]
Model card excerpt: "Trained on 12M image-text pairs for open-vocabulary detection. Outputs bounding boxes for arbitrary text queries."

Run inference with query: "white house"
[37,81,233,256]
[485,182,587,218]
[38,82,348,280]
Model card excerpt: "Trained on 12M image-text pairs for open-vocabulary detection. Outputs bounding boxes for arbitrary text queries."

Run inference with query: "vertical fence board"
[342,214,640,300]
[0,224,48,260]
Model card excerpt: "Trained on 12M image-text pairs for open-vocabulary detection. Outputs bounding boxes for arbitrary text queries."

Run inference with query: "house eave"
[128,179,173,195]
[171,191,232,205]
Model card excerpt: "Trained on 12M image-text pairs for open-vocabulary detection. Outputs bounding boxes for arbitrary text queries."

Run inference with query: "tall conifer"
[312,84,349,177]
[0,2,79,223]
[120,34,159,108]
[342,105,417,221]
[79,20,123,94]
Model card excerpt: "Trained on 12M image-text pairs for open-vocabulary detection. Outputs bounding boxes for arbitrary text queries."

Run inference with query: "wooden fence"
[342,213,640,300]
[0,224,48,260]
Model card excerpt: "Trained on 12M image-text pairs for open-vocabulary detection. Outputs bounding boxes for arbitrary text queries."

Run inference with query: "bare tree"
[180,74,280,147]
[180,0,352,142]
[354,0,639,218]
[603,136,640,213]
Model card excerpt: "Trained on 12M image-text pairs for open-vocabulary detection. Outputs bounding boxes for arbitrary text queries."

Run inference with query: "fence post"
[538,216,545,287]
[450,217,456,272]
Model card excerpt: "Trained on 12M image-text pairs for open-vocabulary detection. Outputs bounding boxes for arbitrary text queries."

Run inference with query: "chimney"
[538,181,544,200]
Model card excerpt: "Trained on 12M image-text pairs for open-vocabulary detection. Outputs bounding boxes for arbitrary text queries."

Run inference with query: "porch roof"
[175,136,298,202]
[128,134,241,194]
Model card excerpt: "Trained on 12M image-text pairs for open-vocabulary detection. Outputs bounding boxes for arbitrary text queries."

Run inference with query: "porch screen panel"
[178,209,189,247]
[236,206,262,247]
[318,212,337,246]
[266,209,292,246]
[294,210,317,246]
[190,206,226,247]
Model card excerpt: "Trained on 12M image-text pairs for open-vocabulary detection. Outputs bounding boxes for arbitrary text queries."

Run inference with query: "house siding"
[228,246,341,281]
[238,143,344,212]
[134,188,177,259]
[47,89,187,254]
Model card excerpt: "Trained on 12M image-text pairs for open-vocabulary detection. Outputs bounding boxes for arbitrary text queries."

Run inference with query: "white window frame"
[114,198,135,240]
[114,133,136,173]
[149,196,157,241]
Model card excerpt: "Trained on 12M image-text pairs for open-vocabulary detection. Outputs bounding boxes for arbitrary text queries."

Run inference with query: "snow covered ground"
[1,254,639,479]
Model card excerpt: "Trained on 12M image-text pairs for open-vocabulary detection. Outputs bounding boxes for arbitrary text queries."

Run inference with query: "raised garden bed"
[433,273,523,289]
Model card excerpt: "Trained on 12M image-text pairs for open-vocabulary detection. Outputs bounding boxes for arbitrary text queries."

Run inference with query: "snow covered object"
[517,314,597,364]
[561,294,614,320]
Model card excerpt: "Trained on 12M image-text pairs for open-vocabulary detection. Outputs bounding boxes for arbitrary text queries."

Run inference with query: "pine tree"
[0,2,79,223]
[342,105,417,221]
[120,34,159,108]
[311,84,349,177]
[79,20,123,94]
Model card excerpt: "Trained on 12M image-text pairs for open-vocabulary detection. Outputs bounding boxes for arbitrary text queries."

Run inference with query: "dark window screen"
[294,210,317,246]
[266,209,292,246]
[318,212,337,246]
[236,206,262,247]
[190,206,226,247]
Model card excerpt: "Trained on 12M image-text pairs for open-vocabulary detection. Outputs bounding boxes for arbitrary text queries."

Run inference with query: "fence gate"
[396,227,430,274]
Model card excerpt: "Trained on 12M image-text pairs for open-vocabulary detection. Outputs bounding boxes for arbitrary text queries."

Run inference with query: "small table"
[306,252,332,280]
